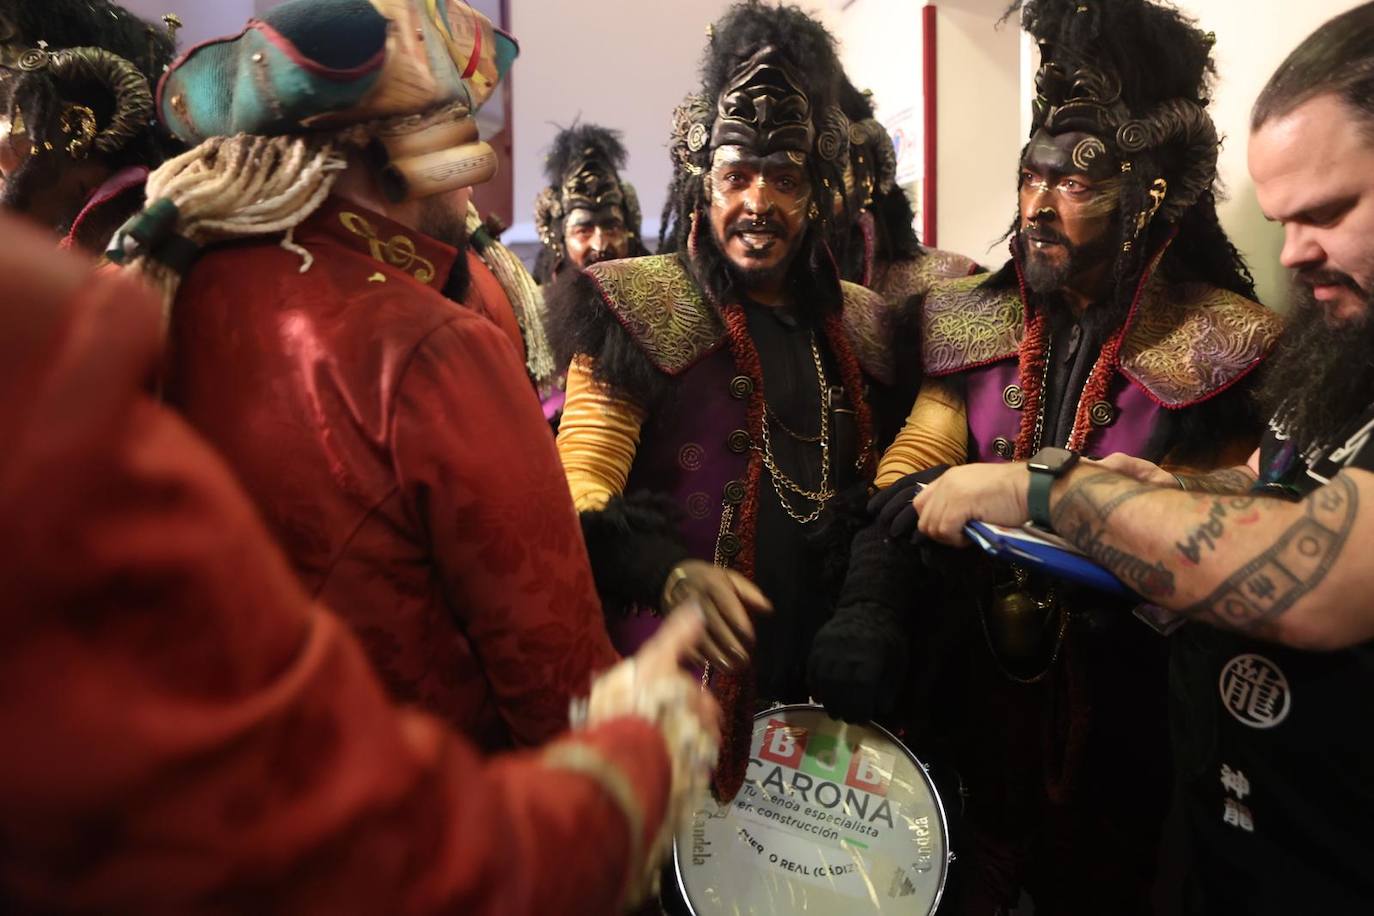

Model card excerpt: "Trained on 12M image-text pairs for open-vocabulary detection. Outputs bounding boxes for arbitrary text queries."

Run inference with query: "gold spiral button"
[729,375,755,399]
[1089,401,1116,427]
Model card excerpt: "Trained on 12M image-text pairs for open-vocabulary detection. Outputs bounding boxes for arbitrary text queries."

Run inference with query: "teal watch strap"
[1028,467,1056,528]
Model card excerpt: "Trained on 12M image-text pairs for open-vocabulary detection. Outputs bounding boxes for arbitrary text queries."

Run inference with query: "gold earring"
[59,104,97,159]
[1126,178,1169,252]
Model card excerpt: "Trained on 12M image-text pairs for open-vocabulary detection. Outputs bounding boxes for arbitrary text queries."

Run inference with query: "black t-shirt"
[1171,414,1374,914]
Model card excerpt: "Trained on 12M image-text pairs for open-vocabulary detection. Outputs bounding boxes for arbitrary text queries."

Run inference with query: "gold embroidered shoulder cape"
[919,270,1282,408]
[584,255,895,384]
[870,247,980,311]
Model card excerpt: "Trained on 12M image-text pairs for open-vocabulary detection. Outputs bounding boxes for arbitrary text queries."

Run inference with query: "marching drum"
[673,704,950,914]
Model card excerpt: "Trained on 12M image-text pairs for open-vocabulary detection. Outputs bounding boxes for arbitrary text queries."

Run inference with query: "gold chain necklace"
[757,334,834,524]
[764,404,823,443]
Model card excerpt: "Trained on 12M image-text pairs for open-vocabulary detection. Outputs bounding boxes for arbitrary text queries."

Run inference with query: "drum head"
[673,704,949,914]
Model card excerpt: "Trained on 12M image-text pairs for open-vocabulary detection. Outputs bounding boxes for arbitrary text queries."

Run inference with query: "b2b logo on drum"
[758,718,893,797]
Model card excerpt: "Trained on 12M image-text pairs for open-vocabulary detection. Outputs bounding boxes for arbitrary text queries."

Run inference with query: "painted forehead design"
[1024,130,1118,179]
[711,145,808,170]
[566,204,625,223]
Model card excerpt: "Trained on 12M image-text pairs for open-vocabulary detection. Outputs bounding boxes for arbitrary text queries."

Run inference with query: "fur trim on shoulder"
[543,268,671,407]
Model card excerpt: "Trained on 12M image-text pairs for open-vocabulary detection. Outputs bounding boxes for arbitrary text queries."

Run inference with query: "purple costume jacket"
[582,254,895,652]
[909,248,1282,907]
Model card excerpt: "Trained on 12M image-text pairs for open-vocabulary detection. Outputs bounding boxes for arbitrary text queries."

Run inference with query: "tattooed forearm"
[1051,471,1177,597]
[1175,497,1260,565]
[1188,474,1359,634]
[1066,517,1177,596]
[1174,466,1258,495]
[1051,467,1364,640]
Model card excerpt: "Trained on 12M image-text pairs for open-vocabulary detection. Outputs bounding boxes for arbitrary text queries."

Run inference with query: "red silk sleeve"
[390,313,620,747]
[0,257,666,914]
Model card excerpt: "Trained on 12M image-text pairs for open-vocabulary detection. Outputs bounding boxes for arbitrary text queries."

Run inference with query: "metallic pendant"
[981,568,1069,683]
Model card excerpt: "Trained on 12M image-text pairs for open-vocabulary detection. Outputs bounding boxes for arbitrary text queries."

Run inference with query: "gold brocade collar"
[587,254,893,382]
[921,244,1281,408]
[294,197,460,290]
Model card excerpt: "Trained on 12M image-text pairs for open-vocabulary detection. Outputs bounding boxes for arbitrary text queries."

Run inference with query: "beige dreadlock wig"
[112,132,350,327]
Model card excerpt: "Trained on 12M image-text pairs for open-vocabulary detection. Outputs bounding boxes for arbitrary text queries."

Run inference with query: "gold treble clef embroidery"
[339,211,437,284]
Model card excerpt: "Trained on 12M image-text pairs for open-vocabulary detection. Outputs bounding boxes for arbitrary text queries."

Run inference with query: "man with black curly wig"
[547,0,902,804]
[835,75,983,456]
[533,123,649,284]
[809,0,1283,912]
[908,4,1374,912]
[835,76,979,329]
[0,0,179,252]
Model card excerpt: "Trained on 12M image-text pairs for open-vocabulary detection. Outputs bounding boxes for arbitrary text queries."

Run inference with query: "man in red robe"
[0,212,718,914]
[110,0,616,750]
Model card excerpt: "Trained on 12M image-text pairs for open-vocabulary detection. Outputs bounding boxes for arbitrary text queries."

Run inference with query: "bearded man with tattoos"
[913,6,1374,911]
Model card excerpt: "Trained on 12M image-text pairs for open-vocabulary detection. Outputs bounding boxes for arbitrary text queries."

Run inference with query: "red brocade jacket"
[0,227,671,914]
[167,197,618,750]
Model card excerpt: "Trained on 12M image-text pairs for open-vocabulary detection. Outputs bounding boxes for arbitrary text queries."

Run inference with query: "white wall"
[119,0,256,48]
[507,0,747,245]
[932,0,1022,261]
[1169,0,1360,309]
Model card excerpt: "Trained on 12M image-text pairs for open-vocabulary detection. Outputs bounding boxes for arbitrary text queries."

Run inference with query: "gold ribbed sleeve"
[875,378,970,488]
[557,357,648,511]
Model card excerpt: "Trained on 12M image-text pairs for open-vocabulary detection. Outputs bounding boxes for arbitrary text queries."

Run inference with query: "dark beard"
[711,218,798,293]
[1042,286,1132,341]
[439,239,473,303]
[726,256,791,291]
[580,247,613,269]
[418,197,467,250]
[421,197,472,301]
[1257,282,1374,454]
[1019,228,1118,296]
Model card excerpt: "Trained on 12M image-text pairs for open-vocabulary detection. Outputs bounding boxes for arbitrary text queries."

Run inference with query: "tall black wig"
[1002,0,1256,308]
[0,0,181,237]
[659,1,852,315]
[532,122,649,283]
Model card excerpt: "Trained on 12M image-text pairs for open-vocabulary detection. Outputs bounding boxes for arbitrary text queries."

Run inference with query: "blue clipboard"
[963,519,1135,598]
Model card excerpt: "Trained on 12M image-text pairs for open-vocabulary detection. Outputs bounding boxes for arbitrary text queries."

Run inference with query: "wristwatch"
[1027,446,1079,528]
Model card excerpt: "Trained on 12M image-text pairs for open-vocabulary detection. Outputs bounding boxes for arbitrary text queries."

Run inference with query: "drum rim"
[671,702,951,915]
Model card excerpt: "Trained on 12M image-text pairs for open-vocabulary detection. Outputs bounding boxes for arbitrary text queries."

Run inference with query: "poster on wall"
[830,0,932,242]
[883,105,924,234]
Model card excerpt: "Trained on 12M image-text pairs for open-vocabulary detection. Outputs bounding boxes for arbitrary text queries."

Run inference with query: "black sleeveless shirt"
[1170,411,1374,914]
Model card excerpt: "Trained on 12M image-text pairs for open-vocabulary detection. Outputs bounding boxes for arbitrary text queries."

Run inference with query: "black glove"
[807,524,923,723]
[808,600,909,723]
[579,493,689,620]
[868,465,950,542]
